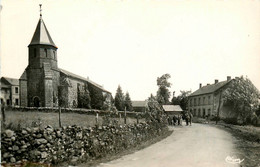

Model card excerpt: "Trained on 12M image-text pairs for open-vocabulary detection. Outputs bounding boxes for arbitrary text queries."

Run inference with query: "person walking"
[189,112,193,126]
[172,115,177,126]
[185,113,190,126]
[177,115,181,125]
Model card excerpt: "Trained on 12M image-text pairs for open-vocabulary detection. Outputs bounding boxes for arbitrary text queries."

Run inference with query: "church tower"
[20,5,60,107]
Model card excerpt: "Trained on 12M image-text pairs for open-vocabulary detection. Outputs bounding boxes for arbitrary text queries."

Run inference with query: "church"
[19,12,112,109]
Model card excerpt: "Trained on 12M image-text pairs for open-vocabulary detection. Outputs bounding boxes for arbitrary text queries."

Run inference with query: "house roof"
[29,18,57,48]
[189,80,232,97]
[162,105,183,112]
[59,68,110,93]
[1,77,19,86]
[132,101,147,107]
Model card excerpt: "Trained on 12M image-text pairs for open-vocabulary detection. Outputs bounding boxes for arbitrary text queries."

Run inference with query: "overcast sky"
[1,0,260,100]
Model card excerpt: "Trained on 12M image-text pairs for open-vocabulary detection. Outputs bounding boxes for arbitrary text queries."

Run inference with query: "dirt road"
[97,123,241,167]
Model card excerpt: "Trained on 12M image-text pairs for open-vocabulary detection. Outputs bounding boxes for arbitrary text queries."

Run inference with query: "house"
[0,77,20,106]
[132,101,147,112]
[19,11,112,109]
[188,76,233,118]
[162,105,183,115]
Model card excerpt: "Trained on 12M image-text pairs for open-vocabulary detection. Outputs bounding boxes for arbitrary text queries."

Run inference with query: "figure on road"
[173,115,178,126]
[177,115,181,125]
[189,112,193,126]
[185,113,190,126]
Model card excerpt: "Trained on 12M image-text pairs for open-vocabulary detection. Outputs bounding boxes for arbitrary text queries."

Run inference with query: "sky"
[1,0,260,100]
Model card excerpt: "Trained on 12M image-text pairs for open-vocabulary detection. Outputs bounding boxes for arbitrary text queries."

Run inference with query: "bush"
[223,118,239,125]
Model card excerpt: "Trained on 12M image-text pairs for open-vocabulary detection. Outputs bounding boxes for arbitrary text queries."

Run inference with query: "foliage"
[256,105,260,116]
[171,91,180,105]
[147,94,163,117]
[171,90,191,110]
[124,92,133,111]
[58,86,67,107]
[178,90,191,110]
[89,84,104,110]
[102,93,113,111]
[77,83,91,109]
[156,74,172,105]
[115,85,125,111]
[222,76,260,123]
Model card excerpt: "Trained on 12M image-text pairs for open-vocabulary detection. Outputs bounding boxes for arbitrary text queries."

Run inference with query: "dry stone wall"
[1,121,168,165]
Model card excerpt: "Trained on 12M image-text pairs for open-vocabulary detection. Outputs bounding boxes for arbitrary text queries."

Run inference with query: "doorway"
[33,96,40,107]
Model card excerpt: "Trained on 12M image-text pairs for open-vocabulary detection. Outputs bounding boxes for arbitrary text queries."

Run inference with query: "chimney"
[215,79,218,84]
[199,83,202,88]
[227,76,231,81]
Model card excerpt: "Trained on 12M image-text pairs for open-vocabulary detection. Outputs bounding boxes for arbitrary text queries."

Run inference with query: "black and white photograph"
[0,0,260,166]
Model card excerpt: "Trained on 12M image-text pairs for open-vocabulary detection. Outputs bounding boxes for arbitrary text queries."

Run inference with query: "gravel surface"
[95,123,241,167]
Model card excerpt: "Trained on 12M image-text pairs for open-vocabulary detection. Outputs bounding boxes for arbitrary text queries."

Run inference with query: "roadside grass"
[2,110,143,130]
[192,117,260,166]
[214,123,260,167]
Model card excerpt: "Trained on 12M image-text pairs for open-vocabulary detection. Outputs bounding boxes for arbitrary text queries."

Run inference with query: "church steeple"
[29,4,57,48]
[28,5,58,70]
[29,18,57,48]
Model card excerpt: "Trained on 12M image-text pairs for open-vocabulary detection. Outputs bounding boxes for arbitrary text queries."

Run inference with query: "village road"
[96,123,241,167]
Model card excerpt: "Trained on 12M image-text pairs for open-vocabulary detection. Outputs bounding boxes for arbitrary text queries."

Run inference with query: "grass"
[2,109,144,130]
[214,122,260,167]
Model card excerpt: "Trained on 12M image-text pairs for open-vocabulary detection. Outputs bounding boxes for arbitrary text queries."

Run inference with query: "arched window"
[45,48,47,57]
[53,51,55,59]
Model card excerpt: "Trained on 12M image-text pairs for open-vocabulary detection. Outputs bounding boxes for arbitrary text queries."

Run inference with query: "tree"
[178,90,191,110]
[77,83,91,109]
[171,91,180,105]
[124,92,133,111]
[115,85,125,111]
[171,90,191,110]
[88,84,104,110]
[102,93,113,111]
[222,76,260,123]
[156,74,172,105]
[147,93,163,113]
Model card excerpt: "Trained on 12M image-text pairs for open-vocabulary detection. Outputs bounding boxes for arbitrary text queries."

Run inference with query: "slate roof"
[190,80,232,97]
[162,105,183,112]
[59,68,110,93]
[29,18,57,48]
[132,101,147,107]
[1,77,19,86]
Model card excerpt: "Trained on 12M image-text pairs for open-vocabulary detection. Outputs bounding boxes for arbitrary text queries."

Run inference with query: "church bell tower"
[20,5,60,107]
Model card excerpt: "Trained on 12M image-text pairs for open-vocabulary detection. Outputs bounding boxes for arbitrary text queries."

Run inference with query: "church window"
[34,48,37,57]
[53,51,55,59]
[45,49,47,57]
[15,87,18,94]
[6,99,10,105]
[15,99,19,105]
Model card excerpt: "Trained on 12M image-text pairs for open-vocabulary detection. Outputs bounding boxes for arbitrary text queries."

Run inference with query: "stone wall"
[1,121,168,165]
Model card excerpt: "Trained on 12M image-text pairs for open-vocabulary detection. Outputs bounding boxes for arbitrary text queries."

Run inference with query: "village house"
[162,105,183,116]
[0,77,20,106]
[132,101,147,112]
[188,76,233,118]
[19,13,112,109]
